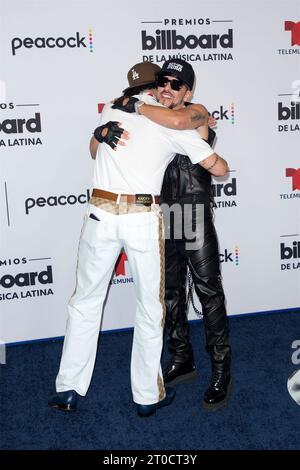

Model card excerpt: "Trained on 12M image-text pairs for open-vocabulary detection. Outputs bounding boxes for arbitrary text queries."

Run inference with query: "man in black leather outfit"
[160,112,232,412]
[94,59,232,411]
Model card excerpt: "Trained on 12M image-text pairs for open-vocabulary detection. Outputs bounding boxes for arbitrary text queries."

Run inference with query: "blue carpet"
[1,311,300,450]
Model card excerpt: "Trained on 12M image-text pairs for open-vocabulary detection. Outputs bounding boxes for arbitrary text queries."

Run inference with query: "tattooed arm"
[138,103,209,130]
[199,152,228,176]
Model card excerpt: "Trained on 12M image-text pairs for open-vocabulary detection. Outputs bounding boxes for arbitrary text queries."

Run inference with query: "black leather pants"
[165,216,231,364]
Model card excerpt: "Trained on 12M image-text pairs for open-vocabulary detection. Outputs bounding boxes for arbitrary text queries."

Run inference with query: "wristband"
[206,154,219,170]
[134,100,145,115]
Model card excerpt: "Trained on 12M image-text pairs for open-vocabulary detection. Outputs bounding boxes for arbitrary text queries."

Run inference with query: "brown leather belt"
[92,188,160,206]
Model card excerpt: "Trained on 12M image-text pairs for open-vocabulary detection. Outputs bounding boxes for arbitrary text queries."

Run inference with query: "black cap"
[158,59,195,90]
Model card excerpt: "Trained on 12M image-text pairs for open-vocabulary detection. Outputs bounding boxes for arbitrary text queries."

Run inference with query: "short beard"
[168,100,185,110]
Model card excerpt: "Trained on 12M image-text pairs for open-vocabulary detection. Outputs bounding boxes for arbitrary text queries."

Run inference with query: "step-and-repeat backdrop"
[0,0,299,343]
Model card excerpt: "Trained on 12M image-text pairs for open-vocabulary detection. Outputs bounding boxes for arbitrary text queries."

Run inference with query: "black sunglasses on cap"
[157,75,184,91]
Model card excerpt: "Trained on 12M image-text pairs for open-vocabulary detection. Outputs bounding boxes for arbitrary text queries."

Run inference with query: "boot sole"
[165,369,198,387]
[137,408,156,418]
[202,378,233,412]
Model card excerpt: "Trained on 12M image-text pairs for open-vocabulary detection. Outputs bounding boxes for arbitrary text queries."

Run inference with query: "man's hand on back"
[93,121,129,150]
[112,96,144,114]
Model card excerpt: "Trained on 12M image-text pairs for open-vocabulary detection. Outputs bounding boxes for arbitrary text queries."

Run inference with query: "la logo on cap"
[131,69,139,80]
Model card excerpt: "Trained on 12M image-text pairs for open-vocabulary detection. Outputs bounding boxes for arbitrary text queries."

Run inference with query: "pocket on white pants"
[81,205,117,245]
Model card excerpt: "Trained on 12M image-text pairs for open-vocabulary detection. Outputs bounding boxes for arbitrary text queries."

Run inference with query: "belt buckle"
[135,194,152,206]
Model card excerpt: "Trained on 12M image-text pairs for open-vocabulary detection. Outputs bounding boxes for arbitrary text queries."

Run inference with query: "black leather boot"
[163,356,197,386]
[203,356,232,411]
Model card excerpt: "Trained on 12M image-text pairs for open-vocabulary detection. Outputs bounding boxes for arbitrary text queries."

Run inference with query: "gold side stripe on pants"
[158,214,166,402]
[157,373,165,402]
[158,215,166,328]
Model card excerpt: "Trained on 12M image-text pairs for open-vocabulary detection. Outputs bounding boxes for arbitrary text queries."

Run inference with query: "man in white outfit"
[48,62,221,417]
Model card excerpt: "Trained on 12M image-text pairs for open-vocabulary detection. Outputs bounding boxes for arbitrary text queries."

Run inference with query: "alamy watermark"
[287,340,300,405]
[291,340,300,364]
[121,202,206,250]
[161,203,205,250]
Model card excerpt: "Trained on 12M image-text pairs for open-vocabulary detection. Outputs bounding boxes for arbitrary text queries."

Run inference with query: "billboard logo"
[142,29,233,51]
[212,177,237,197]
[212,176,237,209]
[0,107,43,149]
[277,98,300,133]
[278,101,300,121]
[141,18,234,63]
[281,241,300,260]
[0,259,55,302]
[280,237,300,271]
[0,113,41,134]
[0,265,53,289]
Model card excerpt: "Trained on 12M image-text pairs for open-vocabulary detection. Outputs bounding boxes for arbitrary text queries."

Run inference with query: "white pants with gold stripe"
[55,203,166,405]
